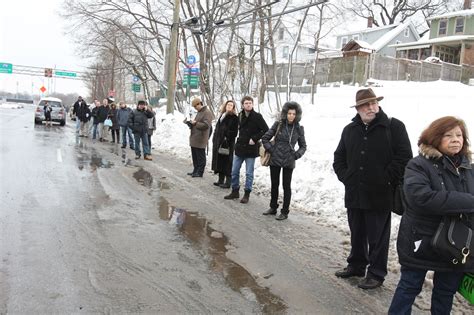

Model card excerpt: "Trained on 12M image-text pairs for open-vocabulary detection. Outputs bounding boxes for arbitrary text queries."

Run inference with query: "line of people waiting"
[72,97,156,161]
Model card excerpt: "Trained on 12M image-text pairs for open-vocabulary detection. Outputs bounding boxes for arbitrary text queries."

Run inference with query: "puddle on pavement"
[121,150,132,166]
[75,148,114,171]
[158,197,287,314]
[133,168,153,188]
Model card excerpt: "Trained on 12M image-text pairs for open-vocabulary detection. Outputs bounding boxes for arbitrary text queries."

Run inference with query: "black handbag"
[391,183,406,215]
[431,214,474,265]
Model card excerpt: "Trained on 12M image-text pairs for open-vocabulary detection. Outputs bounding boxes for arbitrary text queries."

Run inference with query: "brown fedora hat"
[351,88,384,107]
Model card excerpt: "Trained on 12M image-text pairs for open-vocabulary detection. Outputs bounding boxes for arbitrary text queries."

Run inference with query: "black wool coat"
[397,145,474,272]
[77,104,91,122]
[234,110,269,158]
[211,113,239,175]
[333,108,413,210]
[97,106,109,123]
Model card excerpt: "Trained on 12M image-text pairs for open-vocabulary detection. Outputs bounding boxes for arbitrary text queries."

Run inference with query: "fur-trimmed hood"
[280,101,302,123]
[419,143,472,163]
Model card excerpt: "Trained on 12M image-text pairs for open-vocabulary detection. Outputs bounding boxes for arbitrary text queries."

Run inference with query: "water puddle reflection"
[158,197,287,314]
[133,168,153,188]
[75,147,114,171]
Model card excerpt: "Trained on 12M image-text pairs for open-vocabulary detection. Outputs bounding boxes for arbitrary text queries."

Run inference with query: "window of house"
[438,19,447,36]
[404,28,409,37]
[278,28,284,40]
[455,17,464,33]
[396,40,401,44]
[341,37,348,48]
[282,46,289,59]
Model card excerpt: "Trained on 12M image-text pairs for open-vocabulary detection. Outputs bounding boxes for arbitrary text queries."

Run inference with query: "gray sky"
[0,0,87,96]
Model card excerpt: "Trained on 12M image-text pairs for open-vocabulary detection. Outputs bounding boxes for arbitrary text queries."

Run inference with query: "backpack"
[386,118,407,215]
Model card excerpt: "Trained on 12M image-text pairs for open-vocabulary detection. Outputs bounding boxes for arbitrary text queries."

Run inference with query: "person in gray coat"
[261,101,307,220]
[128,100,155,160]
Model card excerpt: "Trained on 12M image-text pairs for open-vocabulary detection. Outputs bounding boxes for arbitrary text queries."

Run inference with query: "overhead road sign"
[0,63,13,74]
[55,70,77,77]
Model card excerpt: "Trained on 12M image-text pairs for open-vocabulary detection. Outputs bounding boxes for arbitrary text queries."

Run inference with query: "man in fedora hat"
[333,88,412,289]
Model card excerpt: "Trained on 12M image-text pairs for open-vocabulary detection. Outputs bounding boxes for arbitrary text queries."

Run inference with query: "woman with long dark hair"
[211,100,239,188]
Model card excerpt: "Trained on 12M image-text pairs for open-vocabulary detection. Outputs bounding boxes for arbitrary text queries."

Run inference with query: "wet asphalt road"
[1,107,422,314]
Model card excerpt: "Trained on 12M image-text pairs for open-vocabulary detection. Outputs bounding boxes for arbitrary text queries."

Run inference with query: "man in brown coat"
[185,97,213,177]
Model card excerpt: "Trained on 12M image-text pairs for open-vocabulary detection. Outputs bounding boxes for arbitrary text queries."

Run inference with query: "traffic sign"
[0,63,12,74]
[132,75,140,83]
[108,90,115,97]
[132,83,141,92]
[44,68,53,77]
[40,86,46,93]
[187,55,196,65]
[55,70,77,77]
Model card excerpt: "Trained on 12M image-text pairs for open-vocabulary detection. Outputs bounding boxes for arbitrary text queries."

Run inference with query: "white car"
[34,97,66,126]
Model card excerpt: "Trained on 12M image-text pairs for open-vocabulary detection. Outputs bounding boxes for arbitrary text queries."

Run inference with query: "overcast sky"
[0,0,87,96]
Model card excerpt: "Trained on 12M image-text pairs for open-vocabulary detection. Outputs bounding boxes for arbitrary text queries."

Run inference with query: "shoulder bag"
[431,214,474,265]
[260,122,282,167]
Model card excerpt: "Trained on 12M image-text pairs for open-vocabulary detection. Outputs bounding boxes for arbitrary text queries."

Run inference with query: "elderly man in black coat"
[333,88,413,290]
[224,96,268,204]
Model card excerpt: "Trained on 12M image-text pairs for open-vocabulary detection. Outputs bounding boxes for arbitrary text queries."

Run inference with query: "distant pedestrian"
[43,101,52,127]
[224,96,269,203]
[73,96,86,133]
[117,102,134,149]
[128,100,155,160]
[184,97,213,177]
[91,100,101,140]
[211,100,238,188]
[97,98,110,142]
[333,88,412,289]
[77,100,91,137]
[109,103,120,143]
[261,101,306,220]
[147,107,156,149]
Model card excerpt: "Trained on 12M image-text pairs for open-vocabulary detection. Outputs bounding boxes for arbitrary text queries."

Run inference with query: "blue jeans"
[92,123,99,139]
[75,118,81,133]
[121,126,134,148]
[388,266,463,315]
[231,155,255,192]
[134,132,150,157]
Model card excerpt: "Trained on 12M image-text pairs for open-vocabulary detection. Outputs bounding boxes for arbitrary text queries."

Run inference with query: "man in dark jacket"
[128,100,155,160]
[77,101,91,137]
[73,96,86,134]
[224,96,269,204]
[185,97,213,177]
[117,102,134,149]
[333,88,413,289]
[97,99,110,142]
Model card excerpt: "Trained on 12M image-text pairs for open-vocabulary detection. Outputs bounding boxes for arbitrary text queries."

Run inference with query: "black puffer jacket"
[234,110,269,158]
[333,108,412,210]
[397,144,474,272]
[128,108,155,134]
[261,102,306,169]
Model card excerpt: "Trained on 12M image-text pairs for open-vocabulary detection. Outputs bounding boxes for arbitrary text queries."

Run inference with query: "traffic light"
[44,68,53,77]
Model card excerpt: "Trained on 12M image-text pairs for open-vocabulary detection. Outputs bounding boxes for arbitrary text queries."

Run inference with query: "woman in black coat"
[261,101,307,220]
[389,116,474,314]
[211,100,238,188]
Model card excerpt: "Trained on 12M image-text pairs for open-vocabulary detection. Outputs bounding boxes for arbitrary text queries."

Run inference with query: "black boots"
[240,190,250,204]
[219,176,231,188]
[224,188,240,200]
[262,208,277,215]
[214,173,225,186]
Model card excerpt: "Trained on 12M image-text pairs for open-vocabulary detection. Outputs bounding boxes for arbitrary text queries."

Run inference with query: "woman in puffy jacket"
[389,116,474,314]
[261,101,307,220]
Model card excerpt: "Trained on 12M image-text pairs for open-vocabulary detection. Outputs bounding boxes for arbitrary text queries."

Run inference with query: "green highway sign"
[55,70,77,77]
[0,63,13,74]
[132,83,141,92]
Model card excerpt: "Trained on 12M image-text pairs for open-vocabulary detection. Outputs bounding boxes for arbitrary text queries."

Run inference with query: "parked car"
[34,97,66,126]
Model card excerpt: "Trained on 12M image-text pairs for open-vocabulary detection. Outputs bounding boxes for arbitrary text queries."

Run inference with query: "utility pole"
[165,0,181,114]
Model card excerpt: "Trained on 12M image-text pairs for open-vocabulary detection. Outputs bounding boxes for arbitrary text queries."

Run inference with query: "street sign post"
[0,63,13,74]
[132,83,141,92]
[55,70,77,77]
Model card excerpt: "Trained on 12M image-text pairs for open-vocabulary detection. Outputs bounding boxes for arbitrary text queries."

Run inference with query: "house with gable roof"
[336,19,420,57]
[392,6,474,65]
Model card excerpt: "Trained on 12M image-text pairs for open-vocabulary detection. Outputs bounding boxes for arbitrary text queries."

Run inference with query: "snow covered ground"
[152,80,473,227]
